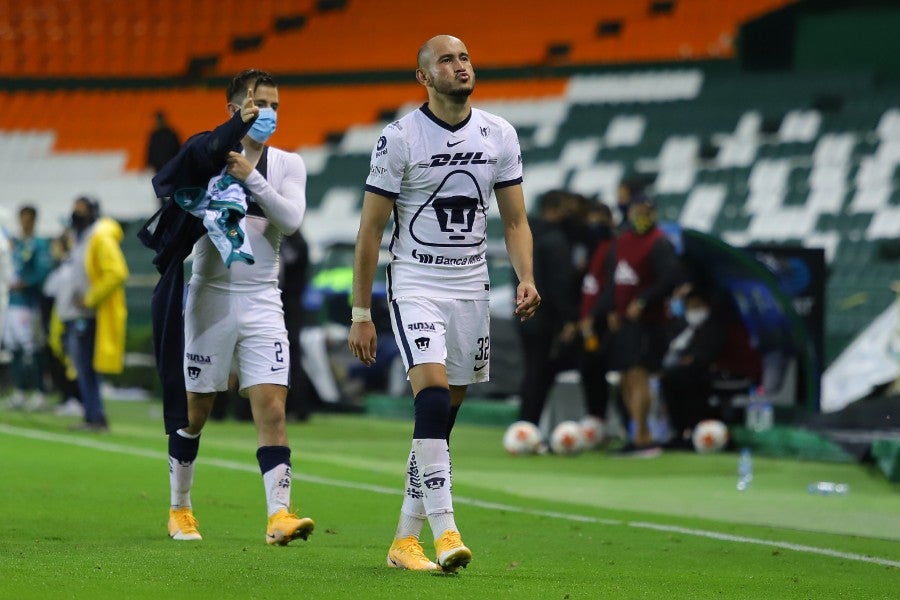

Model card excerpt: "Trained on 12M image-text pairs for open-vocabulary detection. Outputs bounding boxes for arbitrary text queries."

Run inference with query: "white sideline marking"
[629,522,900,569]
[1,423,897,569]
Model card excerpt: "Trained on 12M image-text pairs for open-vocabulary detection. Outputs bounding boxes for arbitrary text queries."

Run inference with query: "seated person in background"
[659,288,727,449]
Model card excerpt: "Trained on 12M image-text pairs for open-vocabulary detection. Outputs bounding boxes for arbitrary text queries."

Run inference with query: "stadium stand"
[0,0,794,77]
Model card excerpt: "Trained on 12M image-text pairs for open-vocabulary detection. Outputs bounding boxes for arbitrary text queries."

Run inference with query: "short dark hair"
[75,195,101,218]
[226,69,277,104]
[537,190,568,213]
[19,204,37,219]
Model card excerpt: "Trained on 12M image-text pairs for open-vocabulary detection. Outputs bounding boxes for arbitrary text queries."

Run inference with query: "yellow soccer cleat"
[434,530,472,573]
[387,536,442,571]
[265,508,315,546]
[168,507,202,541]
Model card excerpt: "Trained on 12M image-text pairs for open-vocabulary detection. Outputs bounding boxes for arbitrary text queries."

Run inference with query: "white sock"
[262,463,292,517]
[413,438,458,541]
[169,429,200,509]
[395,448,426,540]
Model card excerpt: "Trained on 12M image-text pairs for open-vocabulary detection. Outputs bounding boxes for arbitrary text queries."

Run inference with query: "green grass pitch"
[0,400,897,599]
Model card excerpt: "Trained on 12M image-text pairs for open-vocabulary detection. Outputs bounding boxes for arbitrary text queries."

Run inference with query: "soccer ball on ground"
[550,420,585,455]
[503,420,543,455]
[579,415,605,449]
[691,419,729,453]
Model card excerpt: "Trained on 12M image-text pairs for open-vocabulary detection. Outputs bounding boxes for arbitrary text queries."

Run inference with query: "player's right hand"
[241,87,259,123]
[348,321,378,367]
[513,281,541,322]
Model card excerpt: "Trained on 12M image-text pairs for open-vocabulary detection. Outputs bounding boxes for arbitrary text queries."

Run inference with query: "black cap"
[630,193,655,208]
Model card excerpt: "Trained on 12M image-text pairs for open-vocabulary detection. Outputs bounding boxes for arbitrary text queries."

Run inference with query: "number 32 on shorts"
[475,336,490,361]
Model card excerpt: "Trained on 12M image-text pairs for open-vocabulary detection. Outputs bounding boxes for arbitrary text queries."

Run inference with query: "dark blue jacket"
[139,111,253,433]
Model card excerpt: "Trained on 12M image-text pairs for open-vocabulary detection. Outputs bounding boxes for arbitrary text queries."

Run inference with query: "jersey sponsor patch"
[411,249,484,265]
[417,152,496,168]
[375,135,388,157]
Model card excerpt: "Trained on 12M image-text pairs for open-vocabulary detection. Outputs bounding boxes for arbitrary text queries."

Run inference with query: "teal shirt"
[9,236,53,308]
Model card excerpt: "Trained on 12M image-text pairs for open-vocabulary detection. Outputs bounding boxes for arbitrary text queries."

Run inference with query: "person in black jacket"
[659,287,727,449]
[146,110,181,176]
[516,190,580,426]
[279,229,312,422]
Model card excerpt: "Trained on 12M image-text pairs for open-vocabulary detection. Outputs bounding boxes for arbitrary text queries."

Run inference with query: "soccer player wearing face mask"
[592,195,685,456]
[164,69,313,546]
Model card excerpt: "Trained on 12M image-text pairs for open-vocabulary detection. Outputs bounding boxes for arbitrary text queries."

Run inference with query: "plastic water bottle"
[746,386,773,432]
[736,448,753,491]
[807,481,850,495]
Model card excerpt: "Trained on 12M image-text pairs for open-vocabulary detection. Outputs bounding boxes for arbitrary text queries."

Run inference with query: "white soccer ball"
[503,421,543,455]
[691,419,729,453]
[579,415,605,449]
[550,420,585,455]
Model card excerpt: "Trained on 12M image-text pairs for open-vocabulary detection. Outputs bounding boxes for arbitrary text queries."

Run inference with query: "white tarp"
[821,299,900,412]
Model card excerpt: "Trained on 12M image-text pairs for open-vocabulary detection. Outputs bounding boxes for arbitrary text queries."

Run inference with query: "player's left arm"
[227,151,307,234]
[495,183,540,321]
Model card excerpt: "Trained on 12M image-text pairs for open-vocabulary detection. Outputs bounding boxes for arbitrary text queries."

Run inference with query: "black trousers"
[579,341,611,420]
[517,328,578,425]
[659,364,717,434]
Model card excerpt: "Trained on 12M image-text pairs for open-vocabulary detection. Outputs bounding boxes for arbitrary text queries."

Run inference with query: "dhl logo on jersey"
[417,152,498,168]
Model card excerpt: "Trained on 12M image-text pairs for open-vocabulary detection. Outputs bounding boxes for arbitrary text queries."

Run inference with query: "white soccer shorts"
[183,284,289,394]
[2,305,44,353]
[389,296,491,386]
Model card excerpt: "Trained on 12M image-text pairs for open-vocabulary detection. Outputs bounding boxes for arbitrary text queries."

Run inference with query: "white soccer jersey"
[190,146,307,293]
[365,104,523,300]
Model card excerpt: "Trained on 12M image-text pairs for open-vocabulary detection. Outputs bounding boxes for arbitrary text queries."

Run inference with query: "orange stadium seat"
[218,0,797,73]
[0,0,796,78]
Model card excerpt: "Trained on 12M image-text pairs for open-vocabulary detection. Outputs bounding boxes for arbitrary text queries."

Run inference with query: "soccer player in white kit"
[166,70,315,545]
[348,35,541,572]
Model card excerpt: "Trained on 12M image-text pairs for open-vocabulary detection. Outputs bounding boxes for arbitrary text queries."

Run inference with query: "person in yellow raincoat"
[65,196,128,432]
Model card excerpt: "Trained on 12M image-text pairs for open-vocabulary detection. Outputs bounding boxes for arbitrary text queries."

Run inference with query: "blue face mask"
[248,107,277,143]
